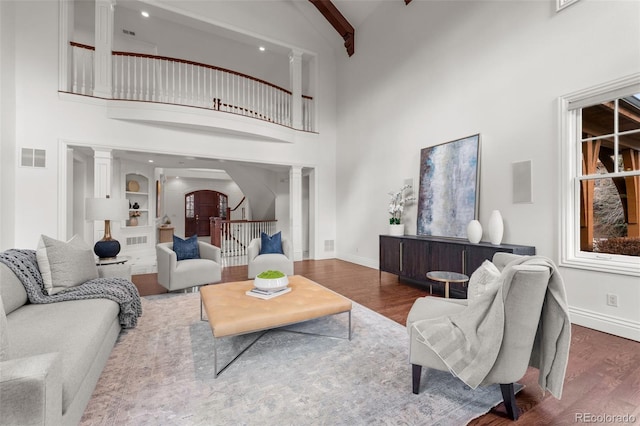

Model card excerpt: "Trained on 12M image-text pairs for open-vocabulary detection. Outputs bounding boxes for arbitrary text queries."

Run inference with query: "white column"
[289,49,303,130]
[93,148,112,198]
[93,0,114,98]
[58,0,73,92]
[289,166,303,261]
[92,148,113,243]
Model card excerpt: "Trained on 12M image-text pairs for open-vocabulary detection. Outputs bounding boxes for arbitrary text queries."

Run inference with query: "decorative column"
[289,166,303,261]
[93,148,113,198]
[92,148,114,244]
[289,49,303,130]
[93,0,114,98]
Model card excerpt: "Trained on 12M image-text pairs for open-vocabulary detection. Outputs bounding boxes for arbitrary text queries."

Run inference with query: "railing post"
[289,49,303,130]
[93,0,114,98]
[212,217,222,248]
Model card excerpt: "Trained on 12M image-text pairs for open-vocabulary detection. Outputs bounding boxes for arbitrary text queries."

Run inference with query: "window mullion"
[614,98,619,174]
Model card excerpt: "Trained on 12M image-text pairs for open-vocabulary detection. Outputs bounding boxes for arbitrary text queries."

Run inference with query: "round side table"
[426,271,469,298]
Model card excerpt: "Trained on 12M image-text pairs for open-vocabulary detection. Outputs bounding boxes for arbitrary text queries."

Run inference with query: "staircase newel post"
[212,217,222,248]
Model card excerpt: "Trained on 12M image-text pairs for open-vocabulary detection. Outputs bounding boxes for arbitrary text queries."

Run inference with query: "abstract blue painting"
[417,134,480,238]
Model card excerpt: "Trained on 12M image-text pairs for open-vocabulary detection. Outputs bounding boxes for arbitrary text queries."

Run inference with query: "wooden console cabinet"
[379,235,535,298]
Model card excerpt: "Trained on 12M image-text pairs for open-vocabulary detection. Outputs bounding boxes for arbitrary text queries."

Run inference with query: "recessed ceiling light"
[259,46,266,52]
[141,11,149,18]
[148,159,154,163]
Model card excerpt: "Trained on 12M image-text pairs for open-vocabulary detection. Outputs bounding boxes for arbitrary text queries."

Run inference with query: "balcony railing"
[69,42,315,132]
[210,218,277,257]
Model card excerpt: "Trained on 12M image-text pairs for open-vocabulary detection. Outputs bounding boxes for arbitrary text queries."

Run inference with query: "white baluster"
[72,47,78,93]
[120,55,125,98]
[126,57,131,99]
[209,68,213,108]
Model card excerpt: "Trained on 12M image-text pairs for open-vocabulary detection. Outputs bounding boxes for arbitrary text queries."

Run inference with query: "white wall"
[2,0,337,262]
[335,0,640,340]
[0,0,17,250]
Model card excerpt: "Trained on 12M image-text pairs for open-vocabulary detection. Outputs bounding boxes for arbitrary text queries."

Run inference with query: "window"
[185,193,194,218]
[560,74,640,276]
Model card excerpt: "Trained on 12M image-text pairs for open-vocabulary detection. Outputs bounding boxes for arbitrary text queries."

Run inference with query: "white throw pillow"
[36,234,99,295]
[467,260,501,301]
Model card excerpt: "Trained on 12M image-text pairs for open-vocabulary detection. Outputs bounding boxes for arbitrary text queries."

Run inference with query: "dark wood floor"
[132,259,640,425]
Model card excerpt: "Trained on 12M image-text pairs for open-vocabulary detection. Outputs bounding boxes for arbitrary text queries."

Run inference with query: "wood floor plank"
[131,258,640,425]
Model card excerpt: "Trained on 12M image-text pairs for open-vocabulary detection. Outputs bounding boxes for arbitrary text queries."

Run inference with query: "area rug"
[80,292,516,425]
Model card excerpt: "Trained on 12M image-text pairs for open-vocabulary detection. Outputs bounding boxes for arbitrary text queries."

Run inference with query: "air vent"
[122,29,136,36]
[126,236,147,246]
[324,240,334,252]
[21,148,46,168]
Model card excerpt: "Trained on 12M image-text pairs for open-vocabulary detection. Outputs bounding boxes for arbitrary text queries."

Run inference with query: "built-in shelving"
[125,173,150,227]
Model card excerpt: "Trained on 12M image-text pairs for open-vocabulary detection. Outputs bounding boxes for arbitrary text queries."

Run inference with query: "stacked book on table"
[245,286,291,300]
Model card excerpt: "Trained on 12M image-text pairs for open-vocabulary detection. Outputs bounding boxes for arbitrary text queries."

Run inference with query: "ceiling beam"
[308,0,355,57]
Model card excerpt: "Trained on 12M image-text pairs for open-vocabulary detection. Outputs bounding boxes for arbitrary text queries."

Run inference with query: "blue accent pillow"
[173,234,200,261]
[260,231,284,255]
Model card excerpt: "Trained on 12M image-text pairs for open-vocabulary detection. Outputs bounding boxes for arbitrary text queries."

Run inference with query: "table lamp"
[86,195,129,259]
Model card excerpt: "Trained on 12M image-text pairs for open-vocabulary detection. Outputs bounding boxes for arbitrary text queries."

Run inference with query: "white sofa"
[0,262,124,425]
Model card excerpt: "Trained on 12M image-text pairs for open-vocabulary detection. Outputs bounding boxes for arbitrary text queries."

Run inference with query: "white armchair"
[247,237,294,279]
[407,253,569,420]
[156,241,222,291]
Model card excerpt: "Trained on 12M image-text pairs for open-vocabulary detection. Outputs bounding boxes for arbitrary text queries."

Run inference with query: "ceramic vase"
[389,223,404,236]
[466,220,482,244]
[488,210,504,245]
[129,217,139,227]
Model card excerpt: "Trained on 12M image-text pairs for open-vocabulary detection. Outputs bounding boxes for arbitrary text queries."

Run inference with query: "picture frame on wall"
[417,134,480,239]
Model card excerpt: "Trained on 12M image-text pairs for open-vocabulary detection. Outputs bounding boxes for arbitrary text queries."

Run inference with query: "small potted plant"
[388,184,416,236]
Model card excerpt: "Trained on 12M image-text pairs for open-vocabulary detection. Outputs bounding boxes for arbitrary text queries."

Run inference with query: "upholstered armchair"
[247,236,294,279]
[407,252,569,420]
[156,241,222,291]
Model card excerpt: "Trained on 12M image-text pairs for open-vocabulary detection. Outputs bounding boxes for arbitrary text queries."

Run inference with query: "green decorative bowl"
[254,270,289,291]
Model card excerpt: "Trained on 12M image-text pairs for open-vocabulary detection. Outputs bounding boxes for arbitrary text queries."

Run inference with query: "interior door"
[184,190,227,237]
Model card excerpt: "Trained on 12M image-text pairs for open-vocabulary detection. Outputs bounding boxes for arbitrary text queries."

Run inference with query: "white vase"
[389,224,404,236]
[488,210,504,245]
[466,220,482,244]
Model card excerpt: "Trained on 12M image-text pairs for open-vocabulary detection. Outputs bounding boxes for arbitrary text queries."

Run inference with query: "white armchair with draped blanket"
[406,252,570,420]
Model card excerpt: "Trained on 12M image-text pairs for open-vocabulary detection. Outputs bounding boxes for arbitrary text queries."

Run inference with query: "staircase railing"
[210,218,277,257]
[68,42,315,132]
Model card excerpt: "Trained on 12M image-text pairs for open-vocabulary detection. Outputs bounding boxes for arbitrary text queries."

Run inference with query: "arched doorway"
[185,190,228,237]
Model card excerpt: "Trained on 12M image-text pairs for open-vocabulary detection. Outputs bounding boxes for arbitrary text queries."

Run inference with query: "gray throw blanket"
[0,249,142,328]
[414,256,571,399]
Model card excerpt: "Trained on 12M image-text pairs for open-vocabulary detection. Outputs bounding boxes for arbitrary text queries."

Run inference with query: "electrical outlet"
[606,293,618,307]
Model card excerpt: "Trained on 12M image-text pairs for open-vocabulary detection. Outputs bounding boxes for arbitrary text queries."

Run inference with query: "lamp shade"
[85,197,129,221]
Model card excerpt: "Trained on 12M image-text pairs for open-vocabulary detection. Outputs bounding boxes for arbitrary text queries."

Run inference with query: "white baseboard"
[569,307,640,342]
[336,252,378,270]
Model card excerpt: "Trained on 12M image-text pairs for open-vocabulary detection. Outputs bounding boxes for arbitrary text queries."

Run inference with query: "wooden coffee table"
[200,275,353,377]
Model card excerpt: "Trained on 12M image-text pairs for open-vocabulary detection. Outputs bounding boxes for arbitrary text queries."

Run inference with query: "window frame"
[559,73,640,276]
